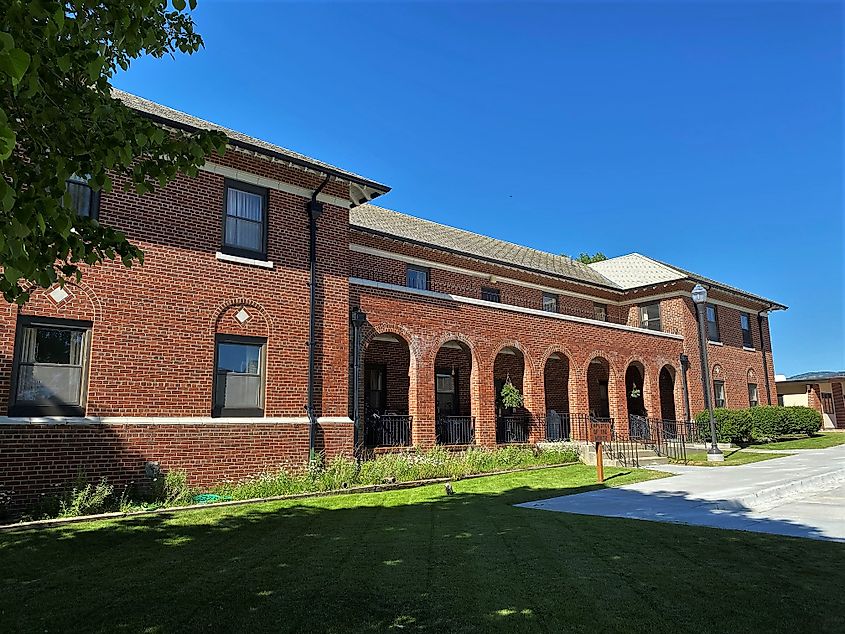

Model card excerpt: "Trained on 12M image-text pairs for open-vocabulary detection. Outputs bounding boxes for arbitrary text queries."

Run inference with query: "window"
[481,287,501,303]
[406,265,429,290]
[821,392,835,415]
[435,369,458,416]
[593,303,608,321]
[777,394,784,406]
[213,335,266,417]
[542,293,558,313]
[66,174,99,219]
[748,383,759,407]
[365,364,386,414]
[713,380,726,408]
[10,317,92,416]
[706,304,720,342]
[222,179,268,259]
[740,313,753,348]
[639,302,662,331]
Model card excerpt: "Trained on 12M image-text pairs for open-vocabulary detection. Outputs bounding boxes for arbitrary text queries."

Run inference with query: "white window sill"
[215,251,273,269]
[708,340,723,346]
[743,346,756,352]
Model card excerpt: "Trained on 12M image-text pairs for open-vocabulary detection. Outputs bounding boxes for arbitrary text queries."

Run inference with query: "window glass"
[639,302,661,331]
[713,380,726,408]
[542,293,558,313]
[223,182,266,257]
[748,383,759,407]
[14,322,89,412]
[593,303,608,321]
[706,304,720,342]
[741,313,753,347]
[406,266,429,290]
[481,287,501,303]
[214,339,264,415]
[66,175,96,218]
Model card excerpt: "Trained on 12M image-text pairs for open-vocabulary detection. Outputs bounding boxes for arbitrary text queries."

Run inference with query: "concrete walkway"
[517,444,845,542]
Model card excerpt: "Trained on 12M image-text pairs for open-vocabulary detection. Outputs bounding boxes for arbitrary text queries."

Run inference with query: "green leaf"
[0,47,31,84]
[173,0,187,10]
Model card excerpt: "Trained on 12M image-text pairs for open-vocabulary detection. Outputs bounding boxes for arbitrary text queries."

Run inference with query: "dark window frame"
[713,379,727,408]
[212,333,267,418]
[740,312,753,348]
[221,178,269,260]
[639,302,662,331]
[9,316,93,417]
[364,363,387,415]
[435,367,460,416]
[748,383,759,407]
[593,302,608,321]
[481,287,501,303]
[706,303,721,342]
[542,292,558,313]
[406,265,430,291]
[66,174,100,220]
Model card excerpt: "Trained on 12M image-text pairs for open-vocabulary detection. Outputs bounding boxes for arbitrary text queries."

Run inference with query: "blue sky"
[115,1,843,376]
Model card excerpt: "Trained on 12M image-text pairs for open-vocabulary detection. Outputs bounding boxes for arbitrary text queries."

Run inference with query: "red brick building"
[0,92,786,508]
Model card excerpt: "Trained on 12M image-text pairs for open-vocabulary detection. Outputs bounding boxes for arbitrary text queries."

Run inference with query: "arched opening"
[587,357,611,419]
[494,346,528,443]
[659,365,677,421]
[625,362,647,418]
[362,333,412,447]
[544,353,571,440]
[434,340,475,445]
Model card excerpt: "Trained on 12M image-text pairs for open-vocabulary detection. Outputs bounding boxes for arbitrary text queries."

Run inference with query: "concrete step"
[637,455,670,466]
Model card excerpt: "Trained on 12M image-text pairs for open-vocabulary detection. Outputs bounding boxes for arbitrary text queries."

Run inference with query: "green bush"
[58,478,114,518]
[695,408,753,443]
[150,470,193,505]
[783,406,823,436]
[695,405,823,443]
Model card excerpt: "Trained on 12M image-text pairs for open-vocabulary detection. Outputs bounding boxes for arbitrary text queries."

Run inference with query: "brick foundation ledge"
[0,418,354,512]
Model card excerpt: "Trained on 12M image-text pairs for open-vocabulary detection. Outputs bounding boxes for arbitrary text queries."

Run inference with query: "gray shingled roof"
[591,253,786,309]
[350,204,620,289]
[113,89,389,194]
[781,371,845,382]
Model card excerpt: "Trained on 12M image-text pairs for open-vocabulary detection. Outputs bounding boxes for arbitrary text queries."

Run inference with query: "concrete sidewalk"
[517,444,845,542]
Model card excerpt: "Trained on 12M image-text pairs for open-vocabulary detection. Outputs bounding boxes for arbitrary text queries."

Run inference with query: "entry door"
[365,364,386,415]
[821,392,835,429]
[436,369,459,416]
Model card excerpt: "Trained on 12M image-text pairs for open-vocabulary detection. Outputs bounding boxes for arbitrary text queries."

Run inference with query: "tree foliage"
[0,1,227,303]
[573,252,608,264]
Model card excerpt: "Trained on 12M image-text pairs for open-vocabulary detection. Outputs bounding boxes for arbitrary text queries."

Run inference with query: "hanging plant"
[500,376,524,409]
[630,384,641,399]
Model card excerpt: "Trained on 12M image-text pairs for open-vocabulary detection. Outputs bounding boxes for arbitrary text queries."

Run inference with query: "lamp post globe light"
[691,284,724,461]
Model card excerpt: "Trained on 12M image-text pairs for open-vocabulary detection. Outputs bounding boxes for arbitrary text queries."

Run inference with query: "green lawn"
[748,432,845,450]
[680,448,790,466]
[2,465,843,633]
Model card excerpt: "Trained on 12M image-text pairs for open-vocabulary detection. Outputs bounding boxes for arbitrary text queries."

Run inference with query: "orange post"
[595,441,604,483]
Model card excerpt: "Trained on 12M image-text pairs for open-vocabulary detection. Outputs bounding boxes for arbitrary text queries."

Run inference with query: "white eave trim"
[350,277,684,340]
[201,161,351,209]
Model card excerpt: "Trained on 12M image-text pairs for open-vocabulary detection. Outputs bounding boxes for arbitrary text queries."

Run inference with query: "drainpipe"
[306,175,330,465]
[758,310,772,405]
[679,353,691,421]
[350,307,367,451]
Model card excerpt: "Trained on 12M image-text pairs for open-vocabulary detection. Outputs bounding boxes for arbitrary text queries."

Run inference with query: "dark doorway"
[659,366,676,421]
[625,363,647,417]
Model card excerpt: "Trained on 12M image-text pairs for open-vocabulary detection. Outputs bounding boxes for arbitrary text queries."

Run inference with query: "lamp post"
[691,284,724,461]
[350,307,367,450]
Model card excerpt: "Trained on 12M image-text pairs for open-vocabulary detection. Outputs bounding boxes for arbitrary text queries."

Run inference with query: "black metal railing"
[600,416,640,467]
[545,411,572,441]
[628,415,689,463]
[496,414,531,443]
[436,416,475,445]
[365,414,413,447]
[350,265,681,335]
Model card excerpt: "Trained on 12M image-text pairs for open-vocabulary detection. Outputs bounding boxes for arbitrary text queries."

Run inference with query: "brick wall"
[831,382,845,428]
[0,421,353,511]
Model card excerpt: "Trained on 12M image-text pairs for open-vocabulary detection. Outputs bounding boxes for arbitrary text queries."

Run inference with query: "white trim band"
[0,416,354,426]
[215,251,274,269]
[350,277,684,340]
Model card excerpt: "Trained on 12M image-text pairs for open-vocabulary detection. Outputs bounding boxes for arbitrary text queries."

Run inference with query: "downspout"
[679,353,691,421]
[758,310,772,405]
[306,175,331,465]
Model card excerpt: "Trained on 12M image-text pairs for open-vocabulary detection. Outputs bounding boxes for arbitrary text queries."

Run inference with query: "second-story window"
[740,313,753,348]
[639,302,661,331]
[542,293,558,313]
[481,287,501,303]
[406,265,429,290]
[222,179,268,260]
[66,174,99,219]
[593,303,608,321]
[706,304,720,342]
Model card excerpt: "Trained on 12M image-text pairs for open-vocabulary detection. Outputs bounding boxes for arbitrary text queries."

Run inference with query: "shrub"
[783,406,823,436]
[150,470,193,505]
[58,478,114,518]
[695,408,753,443]
[695,405,823,443]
